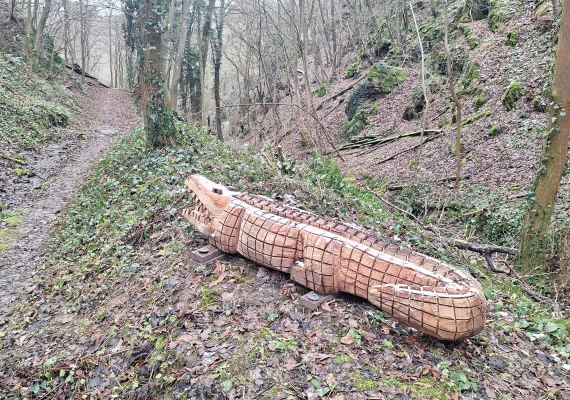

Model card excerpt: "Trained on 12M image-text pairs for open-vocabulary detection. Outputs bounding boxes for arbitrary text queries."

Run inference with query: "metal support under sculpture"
[181,175,487,340]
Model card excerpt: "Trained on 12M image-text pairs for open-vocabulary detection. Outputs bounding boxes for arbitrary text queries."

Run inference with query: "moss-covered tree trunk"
[520,2,570,273]
[139,0,177,148]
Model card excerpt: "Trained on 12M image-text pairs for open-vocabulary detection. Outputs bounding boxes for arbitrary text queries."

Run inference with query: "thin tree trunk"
[520,0,570,273]
[410,2,430,172]
[443,0,463,188]
[169,0,193,110]
[161,0,177,79]
[212,0,225,140]
[108,5,113,88]
[34,0,52,54]
[199,0,216,124]
[299,0,319,148]
[10,0,17,20]
[79,0,86,83]
[62,0,70,62]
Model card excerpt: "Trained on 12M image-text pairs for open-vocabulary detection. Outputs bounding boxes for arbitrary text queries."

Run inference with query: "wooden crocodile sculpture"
[181,175,487,340]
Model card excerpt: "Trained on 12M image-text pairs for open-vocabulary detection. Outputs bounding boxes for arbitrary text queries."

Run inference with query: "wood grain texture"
[182,175,487,340]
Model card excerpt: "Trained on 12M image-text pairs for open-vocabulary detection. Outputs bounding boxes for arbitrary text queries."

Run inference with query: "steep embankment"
[246,0,569,255]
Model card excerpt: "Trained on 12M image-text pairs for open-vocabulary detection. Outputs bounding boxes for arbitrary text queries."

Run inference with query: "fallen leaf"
[340,334,354,345]
[209,273,226,287]
[213,260,225,274]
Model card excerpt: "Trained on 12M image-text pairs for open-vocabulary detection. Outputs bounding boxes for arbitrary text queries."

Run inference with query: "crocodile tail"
[368,284,487,340]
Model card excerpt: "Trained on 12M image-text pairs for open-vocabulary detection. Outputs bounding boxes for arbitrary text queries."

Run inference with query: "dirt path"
[0,86,140,322]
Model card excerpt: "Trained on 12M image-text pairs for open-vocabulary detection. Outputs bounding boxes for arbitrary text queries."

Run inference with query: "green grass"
[0,53,73,149]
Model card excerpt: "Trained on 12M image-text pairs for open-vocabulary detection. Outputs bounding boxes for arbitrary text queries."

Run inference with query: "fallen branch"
[375,134,441,165]
[371,190,553,304]
[387,175,471,191]
[1,154,27,165]
[337,129,442,152]
[449,238,517,256]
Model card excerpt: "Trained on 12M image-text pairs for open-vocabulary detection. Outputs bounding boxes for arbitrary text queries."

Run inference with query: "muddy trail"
[0,86,140,322]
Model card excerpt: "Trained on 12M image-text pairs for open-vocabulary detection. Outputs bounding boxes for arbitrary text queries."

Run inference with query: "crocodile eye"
[213,188,223,194]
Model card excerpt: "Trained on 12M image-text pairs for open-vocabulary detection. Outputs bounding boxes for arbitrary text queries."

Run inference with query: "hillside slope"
[246,0,569,255]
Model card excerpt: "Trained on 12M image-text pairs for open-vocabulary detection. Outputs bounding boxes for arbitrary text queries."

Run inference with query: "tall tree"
[212,0,226,140]
[139,0,177,147]
[34,0,52,54]
[443,0,463,188]
[10,0,16,21]
[199,0,216,123]
[520,1,570,273]
[169,0,193,110]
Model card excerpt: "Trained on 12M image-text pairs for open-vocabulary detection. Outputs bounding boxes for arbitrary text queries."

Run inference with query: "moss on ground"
[0,208,26,252]
[381,376,453,400]
[458,23,478,49]
[345,64,407,121]
[506,30,518,46]
[474,91,488,110]
[366,64,408,93]
[490,124,501,136]
[502,80,523,110]
[344,55,363,79]
[463,110,491,125]
[343,103,378,136]
[488,9,504,32]
[459,62,480,95]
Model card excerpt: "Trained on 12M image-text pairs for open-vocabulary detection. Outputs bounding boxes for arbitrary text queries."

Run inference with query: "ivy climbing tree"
[519,1,570,274]
[139,0,177,147]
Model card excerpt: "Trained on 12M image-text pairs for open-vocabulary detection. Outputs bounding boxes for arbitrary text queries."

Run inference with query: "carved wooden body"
[182,175,487,340]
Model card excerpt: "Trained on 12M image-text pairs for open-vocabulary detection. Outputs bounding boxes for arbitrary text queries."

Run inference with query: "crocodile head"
[182,174,235,236]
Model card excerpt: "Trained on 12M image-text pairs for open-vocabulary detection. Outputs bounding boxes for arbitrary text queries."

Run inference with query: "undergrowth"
[0,53,74,149]
[10,125,568,398]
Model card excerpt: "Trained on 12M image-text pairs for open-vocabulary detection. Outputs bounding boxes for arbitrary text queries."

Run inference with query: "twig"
[375,134,441,165]
[1,154,27,165]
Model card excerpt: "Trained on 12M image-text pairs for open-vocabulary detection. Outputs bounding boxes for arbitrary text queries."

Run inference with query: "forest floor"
[0,86,140,322]
[0,119,568,399]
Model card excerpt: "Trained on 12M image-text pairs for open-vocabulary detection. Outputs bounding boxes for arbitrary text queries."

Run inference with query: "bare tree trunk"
[34,0,52,54]
[62,0,70,62]
[26,0,32,39]
[410,2,430,170]
[10,0,17,20]
[140,0,177,147]
[212,0,225,140]
[299,0,319,147]
[161,0,177,79]
[169,0,193,110]
[199,0,216,123]
[520,0,570,273]
[79,0,86,83]
[443,0,463,188]
[108,4,113,88]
